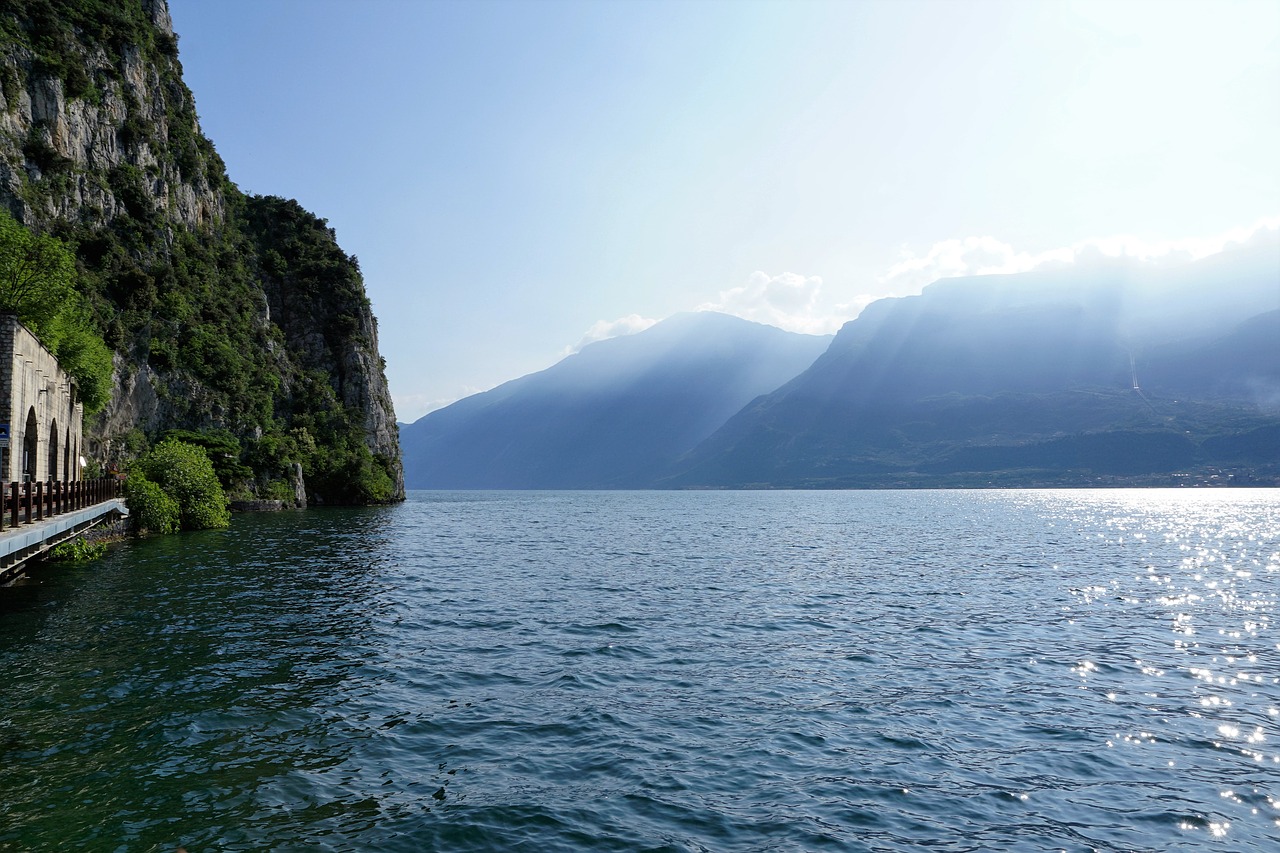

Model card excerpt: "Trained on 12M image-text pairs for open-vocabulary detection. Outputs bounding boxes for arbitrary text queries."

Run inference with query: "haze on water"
[2,489,1278,851]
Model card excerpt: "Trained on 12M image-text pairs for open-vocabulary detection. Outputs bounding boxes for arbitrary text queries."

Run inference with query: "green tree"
[0,209,114,413]
[131,439,230,531]
[157,428,252,490]
[50,322,114,413]
[0,207,74,332]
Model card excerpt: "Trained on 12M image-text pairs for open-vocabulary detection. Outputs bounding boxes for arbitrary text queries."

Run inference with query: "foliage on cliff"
[0,208,112,412]
[0,1,178,75]
[0,0,404,503]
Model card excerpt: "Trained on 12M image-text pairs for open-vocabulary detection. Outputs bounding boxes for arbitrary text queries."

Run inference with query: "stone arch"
[48,419,58,481]
[22,407,37,481]
[64,437,71,484]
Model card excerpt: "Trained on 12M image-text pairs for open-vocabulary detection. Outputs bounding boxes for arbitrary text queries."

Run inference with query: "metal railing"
[0,477,122,531]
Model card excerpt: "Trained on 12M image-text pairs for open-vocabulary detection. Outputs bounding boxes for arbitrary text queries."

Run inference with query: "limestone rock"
[0,0,404,503]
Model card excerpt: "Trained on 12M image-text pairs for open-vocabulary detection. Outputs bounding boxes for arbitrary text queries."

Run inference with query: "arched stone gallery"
[0,316,85,484]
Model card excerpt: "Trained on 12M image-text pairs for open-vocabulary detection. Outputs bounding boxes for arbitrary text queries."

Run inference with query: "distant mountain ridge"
[668,238,1280,487]
[400,312,832,488]
[404,239,1279,490]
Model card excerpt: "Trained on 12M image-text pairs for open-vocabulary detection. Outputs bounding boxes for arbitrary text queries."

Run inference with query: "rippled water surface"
[1,489,1278,851]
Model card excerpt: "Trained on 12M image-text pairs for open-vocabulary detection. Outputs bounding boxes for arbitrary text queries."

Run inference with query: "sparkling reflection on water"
[0,489,1277,851]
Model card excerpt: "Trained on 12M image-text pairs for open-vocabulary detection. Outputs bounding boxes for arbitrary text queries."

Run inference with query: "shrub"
[48,535,107,562]
[132,440,230,530]
[124,471,179,535]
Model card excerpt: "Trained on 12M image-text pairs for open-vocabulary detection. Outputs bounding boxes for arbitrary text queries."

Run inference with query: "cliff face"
[0,0,403,503]
[0,1,223,231]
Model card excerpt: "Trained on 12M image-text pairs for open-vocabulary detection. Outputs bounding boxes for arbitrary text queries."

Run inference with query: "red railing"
[0,477,121,532]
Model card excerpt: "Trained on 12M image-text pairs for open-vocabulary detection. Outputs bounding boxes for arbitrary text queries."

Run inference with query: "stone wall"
[0,315,84,483]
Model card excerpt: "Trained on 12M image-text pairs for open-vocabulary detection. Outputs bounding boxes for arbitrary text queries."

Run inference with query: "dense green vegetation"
[53,192,400,503]
[0,0,178,75]
[0,0,402,504]
[126,439,229,532]
[242,196,397,504]
[0,210,113,413]
[47,534,107,562]
[65,206,287,436]
[123,471,178,534]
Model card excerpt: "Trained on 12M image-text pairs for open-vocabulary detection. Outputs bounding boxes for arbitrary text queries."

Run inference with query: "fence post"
[10,482,17,528]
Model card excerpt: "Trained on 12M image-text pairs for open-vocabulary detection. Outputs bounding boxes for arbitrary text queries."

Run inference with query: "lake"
[1,489,1277,851]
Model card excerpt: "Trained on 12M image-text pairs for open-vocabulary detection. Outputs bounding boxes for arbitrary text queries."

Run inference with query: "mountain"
[0,0,402,503]
[401,312,831,488]
[668,240,1280,487]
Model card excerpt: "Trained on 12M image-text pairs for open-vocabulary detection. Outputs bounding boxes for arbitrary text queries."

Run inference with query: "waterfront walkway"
[0,479,127,583]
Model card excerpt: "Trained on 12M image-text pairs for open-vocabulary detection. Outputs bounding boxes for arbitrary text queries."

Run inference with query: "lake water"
[1,490,1278,851]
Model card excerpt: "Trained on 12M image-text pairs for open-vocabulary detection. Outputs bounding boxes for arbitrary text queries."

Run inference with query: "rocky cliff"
[0,0,403,503]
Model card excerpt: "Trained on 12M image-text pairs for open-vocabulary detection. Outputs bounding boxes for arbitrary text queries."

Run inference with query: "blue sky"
[166,0,1279,422]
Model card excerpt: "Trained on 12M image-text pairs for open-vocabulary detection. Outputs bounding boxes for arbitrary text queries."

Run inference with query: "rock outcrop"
[0,6,224,231]
[0,0,403,502]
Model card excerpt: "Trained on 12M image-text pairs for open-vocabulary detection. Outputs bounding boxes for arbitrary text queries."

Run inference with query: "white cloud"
[566,313,658,355]
[876,236,1042,297]
[698,270,851,335]
[562,218,1280,371]
[876,216,1280,298]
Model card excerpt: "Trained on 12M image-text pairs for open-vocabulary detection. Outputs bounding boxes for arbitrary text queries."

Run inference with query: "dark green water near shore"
[1,491,1277,851]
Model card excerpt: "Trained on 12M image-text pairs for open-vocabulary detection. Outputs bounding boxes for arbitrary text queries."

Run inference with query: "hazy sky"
[166,0,1279,422]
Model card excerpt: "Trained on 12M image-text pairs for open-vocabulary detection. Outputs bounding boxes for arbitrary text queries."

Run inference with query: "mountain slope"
[0,0,402,502]
[401,312,830,488]
[669,241,1280,487]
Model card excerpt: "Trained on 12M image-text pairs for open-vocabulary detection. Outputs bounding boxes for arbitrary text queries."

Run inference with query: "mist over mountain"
[668,238,1280,487]
[400,312,831,488]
